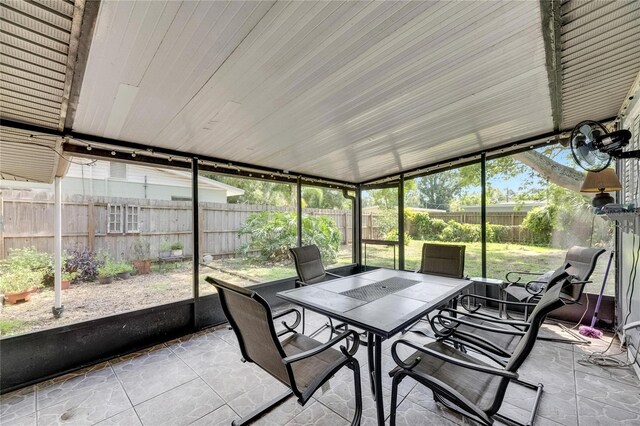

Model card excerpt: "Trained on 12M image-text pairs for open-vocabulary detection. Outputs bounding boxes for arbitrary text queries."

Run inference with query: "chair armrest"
[458,293,539,309]
[273,308,302,336]
[435,308,529,328]
[505,271,544,284]
[523,280,547,296]
[326,272,343,278]
[282,330,360,365]
[429,315,525,338]
[440,336,509,366]
[391,339,518,379]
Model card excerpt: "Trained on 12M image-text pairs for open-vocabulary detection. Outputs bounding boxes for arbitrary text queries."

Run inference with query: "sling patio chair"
[405,243,466,335]
[388,273,577,426]
[206,277,363,426]
[417,243,466,279]
[430,271,590,359]
[501,246,605,320]
[289,245,355,338]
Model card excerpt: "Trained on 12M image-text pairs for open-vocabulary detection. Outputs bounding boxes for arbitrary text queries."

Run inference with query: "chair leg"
[301,307,306,335]
[231,389,293,426]
[389,372,404,426]
[492,380,544,426]
[351,359,363,426]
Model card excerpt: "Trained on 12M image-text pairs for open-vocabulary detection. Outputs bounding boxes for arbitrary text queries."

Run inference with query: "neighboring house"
[462,201,545,213]
[0,159,243,203]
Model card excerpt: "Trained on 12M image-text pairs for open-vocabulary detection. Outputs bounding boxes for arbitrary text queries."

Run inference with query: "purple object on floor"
[579,250,614,339]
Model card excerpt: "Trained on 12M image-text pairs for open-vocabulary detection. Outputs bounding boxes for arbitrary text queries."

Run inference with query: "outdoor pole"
[52,176,64,318]
[480,153,487,278]
[355,186,362,267]
[297,177,302,247]
[398,176,405,271]
[192,157,200,329]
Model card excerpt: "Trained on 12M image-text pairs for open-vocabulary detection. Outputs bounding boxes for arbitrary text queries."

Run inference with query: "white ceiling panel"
[73,0,557,182]
[0,0,82,130]
[0,126,61,183]
[560,0,640,128]
[66,0,640,183]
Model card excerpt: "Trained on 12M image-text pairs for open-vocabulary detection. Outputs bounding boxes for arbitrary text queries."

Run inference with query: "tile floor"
[1,309,639,426]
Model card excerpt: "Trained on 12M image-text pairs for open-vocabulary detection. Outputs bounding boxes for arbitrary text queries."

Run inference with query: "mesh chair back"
[505,272,571,372]
[207,278,291,386]
[290,245,327,284]
[419,243,465,279]
[561,247,605,300]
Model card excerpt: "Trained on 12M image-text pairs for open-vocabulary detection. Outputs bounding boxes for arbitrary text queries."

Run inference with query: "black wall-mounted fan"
[570,120,637,172]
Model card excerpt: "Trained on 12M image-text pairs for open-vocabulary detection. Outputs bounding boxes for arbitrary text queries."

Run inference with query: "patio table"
[277,268,472,425]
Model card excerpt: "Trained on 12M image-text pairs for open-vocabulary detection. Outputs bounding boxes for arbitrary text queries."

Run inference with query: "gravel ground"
[0,266,246,337]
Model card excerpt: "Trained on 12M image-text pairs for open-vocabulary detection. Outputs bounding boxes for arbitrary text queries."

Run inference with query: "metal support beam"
[354,187,362,266]
[192,158,200,329]
[297,177,303,247]
[481,154,487,279]
[398,176,405,270]
[540,0,563,132]
[52,176,64,318]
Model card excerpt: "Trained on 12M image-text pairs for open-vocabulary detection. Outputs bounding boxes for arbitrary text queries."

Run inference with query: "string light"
[131,152,136,158]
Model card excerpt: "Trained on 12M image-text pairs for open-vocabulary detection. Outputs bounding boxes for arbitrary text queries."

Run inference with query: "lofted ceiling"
[2,0,640,184]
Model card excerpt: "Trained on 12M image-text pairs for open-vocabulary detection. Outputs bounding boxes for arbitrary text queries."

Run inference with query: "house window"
[108,204,123,233]
[110,162,127,179]
[126,205,140,233]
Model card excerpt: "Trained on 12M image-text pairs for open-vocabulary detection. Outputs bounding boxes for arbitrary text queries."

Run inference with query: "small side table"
[468,277,507,317]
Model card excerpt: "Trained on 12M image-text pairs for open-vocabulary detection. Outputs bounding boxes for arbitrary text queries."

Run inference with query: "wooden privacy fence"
[0,191,353,261]
[362,211,531,243]
[0,190,530,261]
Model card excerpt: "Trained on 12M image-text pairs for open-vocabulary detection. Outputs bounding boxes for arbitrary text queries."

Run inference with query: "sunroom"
[1,1,639,425]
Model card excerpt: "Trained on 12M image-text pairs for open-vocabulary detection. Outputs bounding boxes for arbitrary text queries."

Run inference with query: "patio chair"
[388,272,576,426]
[430,271,590,358]
[405,243,466,334]
[206,277,362,426]
[289,245,344,336]
[501,246,605,320]
[417,243,466,278]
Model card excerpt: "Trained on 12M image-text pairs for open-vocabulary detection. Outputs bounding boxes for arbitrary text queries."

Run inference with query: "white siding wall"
[620,87,640,377]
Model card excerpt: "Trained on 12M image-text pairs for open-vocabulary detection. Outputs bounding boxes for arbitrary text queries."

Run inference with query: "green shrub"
[439,221,481,242]
[301,216,342,264]
[113,262,134,274]
[3,247,52,278]
[0,269,46,294]
[238,212,342,264]
[97,260,120,278]
[171,241,184,250]
[522,206,556,246]
[383,229,412,245]
[238,211,297,261]
[486,224,511,243]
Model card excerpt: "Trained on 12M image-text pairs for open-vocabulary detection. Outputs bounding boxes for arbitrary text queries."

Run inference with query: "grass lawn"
[364,240,614,296]
[202,240,613,296]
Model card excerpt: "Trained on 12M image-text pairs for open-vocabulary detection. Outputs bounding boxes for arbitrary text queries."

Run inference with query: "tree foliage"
[238,212,341,264]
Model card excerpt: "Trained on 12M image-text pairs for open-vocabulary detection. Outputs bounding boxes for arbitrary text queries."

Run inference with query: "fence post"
[343,212,348,244]
[87,198,95,251]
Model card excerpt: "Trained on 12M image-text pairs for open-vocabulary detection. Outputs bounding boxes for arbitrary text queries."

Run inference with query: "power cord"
[578,323,640,369]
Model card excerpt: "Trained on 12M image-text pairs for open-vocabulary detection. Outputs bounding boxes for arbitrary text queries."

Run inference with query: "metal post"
[52,176,64,318]
[192,158,200,329]
[297,177,302,247]
[481,153,487,278]
[398,176,405,270]
[355,187,362,267]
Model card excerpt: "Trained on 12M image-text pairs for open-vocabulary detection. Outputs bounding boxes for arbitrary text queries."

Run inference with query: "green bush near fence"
[521,206,556,246]
[238,211,341,264]
[404,211,517,244]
